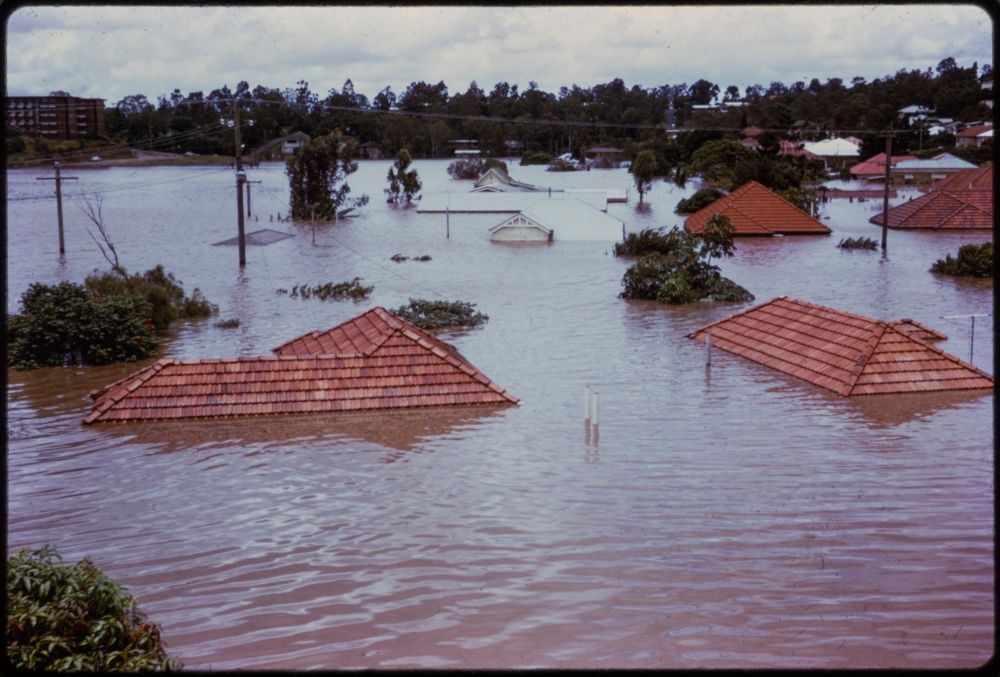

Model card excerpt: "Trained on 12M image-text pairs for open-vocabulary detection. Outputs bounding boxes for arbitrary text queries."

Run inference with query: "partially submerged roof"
[925,164,992,192]
[84,308,519,424]
[892,153,977,171]
[473,166,541,192]
[684,181,832,236]
[849,152,917,177]
[868,189,993,229]
[688,297,992,397]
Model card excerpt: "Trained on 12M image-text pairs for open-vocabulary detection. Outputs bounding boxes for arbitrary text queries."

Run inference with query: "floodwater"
[5,159,994,669]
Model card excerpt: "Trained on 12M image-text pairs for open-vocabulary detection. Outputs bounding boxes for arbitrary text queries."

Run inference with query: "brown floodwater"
[6,160,994,669]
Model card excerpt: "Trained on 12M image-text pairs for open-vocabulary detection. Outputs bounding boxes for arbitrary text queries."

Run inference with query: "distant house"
[801,138,861,172]
[870,165,992,229]
[955,124,993,148]
[684,181,831,237]
[849,152,918,181]
[741,126,763,138]
[84,307,520,424]
[688,297,992,397]
[898,104,934,123]
[473,166,543,192]
[778,139,822,161]
[888,152,977,186]
[584,146,625,168]
[450,139,481,156]
[281,131,310,155]
[489,198,624,242]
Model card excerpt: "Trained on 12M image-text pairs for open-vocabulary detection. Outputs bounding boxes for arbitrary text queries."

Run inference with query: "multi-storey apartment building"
[6,92,106,138]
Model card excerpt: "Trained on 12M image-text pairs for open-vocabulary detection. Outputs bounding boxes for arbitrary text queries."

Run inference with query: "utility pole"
[246,179,262,217]
[36,161,78,255]
[880,129,893,252]
[233,99,246,266]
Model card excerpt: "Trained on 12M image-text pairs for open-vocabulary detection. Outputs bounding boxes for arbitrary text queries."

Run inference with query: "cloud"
[5,4,992,102]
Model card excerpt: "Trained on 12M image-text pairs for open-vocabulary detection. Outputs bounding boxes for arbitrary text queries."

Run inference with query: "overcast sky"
[4,4,993,104]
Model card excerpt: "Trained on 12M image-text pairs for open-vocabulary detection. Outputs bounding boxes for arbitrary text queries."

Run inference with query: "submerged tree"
[630,149,658,204]
[286,130,368,219]
[385,148,422,205]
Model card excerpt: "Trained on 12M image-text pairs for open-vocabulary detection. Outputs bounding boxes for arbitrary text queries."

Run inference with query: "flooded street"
[6,160,994,669]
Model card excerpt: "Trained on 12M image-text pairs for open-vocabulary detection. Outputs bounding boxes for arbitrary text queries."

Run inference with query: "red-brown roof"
[956,124,993,138]
[849,152,917,177]
[84,308,519,424]
[688,297,992,397]
[869,189,993,229]
[926,164,993,192]
[684,181,832,236]
[741,126,764,138]
[778,140,822,160]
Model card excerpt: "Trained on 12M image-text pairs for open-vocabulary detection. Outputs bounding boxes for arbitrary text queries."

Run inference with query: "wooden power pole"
[36,161,78,255]
[234,100,246,266]
[880,130,893,252]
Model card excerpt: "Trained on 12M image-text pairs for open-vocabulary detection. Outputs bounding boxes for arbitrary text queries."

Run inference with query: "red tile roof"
[868,189,993,229]
[741,126,763,138]
[684,181,832,236]
[849,152,917,177]
[84,308,519,424]
[688,297,991,397]
[778,140,822,160]
[925,164,993,192]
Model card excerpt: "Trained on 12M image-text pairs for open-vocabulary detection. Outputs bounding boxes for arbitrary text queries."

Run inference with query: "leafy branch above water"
[392,298,489,331]
[276,278,374,300]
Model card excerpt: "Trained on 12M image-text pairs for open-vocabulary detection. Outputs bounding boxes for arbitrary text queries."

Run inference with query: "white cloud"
[5,4,992,102]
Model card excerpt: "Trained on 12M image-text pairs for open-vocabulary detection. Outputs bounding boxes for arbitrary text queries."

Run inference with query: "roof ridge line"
[687,296,788,338]
[846,323,889,396]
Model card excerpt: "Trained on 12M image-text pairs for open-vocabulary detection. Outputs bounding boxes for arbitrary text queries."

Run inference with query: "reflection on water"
[6,161,994,669]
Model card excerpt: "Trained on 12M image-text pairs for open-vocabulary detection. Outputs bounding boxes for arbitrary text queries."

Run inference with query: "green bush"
[392,298,488,331]
[85,265,215,331]
[6,545,181,671]
[7,281,157,369]
[931,242,993,277]
[838,236,879,250]
[675,187,725,213]
[619,224,753,305]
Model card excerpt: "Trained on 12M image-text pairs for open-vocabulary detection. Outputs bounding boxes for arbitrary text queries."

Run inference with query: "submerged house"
[83,308,520,424]
[688,297,993,397]
[489,198,624,242]
[849,152,917,181]
[888,153,977,186]
[473,166,543,192]
[869,165,992,230]
[684,181,831,236]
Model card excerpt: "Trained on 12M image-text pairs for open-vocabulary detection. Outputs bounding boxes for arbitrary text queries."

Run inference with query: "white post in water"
[705,328,712,365]
[590,391,600,426]
[584,386,591,422]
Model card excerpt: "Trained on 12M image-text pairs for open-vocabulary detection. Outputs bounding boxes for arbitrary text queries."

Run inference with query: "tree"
[385,148,422,205]
[630,149,658,204]
[285,130,368,219]
[699,214,735,262]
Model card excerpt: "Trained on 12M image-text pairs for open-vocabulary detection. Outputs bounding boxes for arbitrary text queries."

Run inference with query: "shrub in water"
[392,299,488,331]
[286,278,373,300]
[837,236,879,250]
[931,242,993,277]
[6,545,181,671]
[7,282,157,369]
[85,264,216,331]
[675,187,725,214]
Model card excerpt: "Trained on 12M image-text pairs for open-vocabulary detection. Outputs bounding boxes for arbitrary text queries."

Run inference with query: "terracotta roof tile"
[869,188,992,229]
[85,308,520,424]
[925,164,993,192]
[689,297,993,397]
[849,152,917,177]
[684,181,831,237]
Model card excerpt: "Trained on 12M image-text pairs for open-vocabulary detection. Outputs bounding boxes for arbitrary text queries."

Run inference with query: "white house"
[801,137,861,172]
[489,198,624,242]
[281,131,310,155]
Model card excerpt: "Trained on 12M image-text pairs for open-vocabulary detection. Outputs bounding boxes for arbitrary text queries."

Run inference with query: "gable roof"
[849,152,918,177]
[868,189,993,229]
[925,164,993,192]
[688,297,992,397]
[489,212,553,239]
[684,181,832,236]
[84,308,519,424]
[473,166,541,192]
[956,124,994,138]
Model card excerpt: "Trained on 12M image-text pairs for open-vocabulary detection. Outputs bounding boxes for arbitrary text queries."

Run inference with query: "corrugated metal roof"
[688,297,992,397]
[684,181,831,236]
[515,199,623,241]
[868,189,993,229]
[84,308,519,424]
[418,192,608,213]
[893,153,977,171]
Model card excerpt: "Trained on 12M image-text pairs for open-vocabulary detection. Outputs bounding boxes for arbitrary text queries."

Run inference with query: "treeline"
[93,57,989,161]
